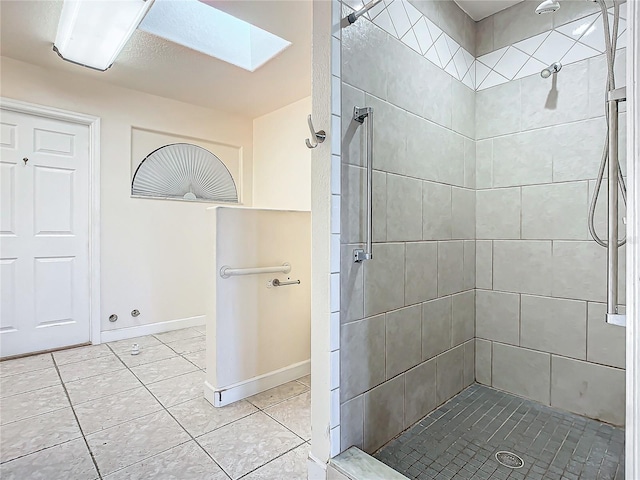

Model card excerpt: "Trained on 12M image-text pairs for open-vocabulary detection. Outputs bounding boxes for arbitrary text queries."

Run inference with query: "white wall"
[253,97,312,211]
[0,56,254,336]
[205,207,311,405]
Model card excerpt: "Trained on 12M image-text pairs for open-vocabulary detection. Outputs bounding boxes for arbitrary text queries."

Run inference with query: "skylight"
[139,0,291,72]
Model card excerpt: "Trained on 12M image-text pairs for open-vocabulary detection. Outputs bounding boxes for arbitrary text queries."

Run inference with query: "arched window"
[131,143,238,202]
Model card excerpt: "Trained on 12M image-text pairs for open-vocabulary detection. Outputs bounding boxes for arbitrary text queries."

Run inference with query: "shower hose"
[588,0,626,247]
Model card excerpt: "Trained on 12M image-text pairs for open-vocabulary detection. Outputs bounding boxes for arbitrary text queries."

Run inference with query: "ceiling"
[454,0,525,20]
[0,0,312,118]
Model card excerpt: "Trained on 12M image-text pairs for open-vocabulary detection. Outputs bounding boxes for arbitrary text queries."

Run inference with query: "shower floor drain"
[495,451,524,469]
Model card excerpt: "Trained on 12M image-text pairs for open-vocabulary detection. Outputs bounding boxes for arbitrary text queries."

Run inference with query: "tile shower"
[337,0,627,476]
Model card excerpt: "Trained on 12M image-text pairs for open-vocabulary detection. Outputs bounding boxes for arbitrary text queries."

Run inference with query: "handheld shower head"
[535,0,560,14]
[541,62,562,78]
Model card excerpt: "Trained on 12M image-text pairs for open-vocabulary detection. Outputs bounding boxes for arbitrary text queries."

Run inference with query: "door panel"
[0,259,17,333]
[0,163,16,235]
[33,128,75,156]
[34,257,74,327]
[34,166,75,235]
[0,109,90,356]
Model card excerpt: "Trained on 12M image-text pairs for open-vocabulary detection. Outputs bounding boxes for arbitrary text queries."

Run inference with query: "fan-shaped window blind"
[131,143,238,202]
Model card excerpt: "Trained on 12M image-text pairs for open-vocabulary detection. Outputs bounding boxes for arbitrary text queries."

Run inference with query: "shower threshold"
[374,384,624,480]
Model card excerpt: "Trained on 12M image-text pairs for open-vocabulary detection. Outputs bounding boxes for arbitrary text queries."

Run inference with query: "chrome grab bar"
[353,106,373,263]
[272,279,301,287]
[220,263,291,279]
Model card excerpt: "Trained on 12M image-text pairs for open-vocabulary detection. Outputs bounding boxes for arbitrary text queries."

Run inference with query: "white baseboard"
[204,359,311,407]
[308,452,329,480]
[99,315,206,343]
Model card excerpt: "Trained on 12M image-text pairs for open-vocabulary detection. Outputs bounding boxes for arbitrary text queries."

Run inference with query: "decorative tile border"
[348,0,628,91]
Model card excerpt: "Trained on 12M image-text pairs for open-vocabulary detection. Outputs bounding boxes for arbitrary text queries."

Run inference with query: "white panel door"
[0,109,90,357]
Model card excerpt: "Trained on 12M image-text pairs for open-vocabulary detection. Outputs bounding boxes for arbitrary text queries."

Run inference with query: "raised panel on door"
[0,122,17,149]
[0,162,16,235]
[34,257,75,328]
[33,128,75,156]
[0,259,18,333]
[34,166,75,236]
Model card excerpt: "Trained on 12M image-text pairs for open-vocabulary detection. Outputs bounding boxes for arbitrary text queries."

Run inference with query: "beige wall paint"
[253,96,312,211]
[205,207,311,393]
[0,56,254,334]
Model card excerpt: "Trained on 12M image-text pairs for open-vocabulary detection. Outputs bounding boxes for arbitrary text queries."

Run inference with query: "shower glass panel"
[337,0,627,477]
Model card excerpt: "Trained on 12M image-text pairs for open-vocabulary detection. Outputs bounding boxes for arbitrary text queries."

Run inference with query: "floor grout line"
[51,353,103,480]
[2,330,310,479]
[104,342,233,480]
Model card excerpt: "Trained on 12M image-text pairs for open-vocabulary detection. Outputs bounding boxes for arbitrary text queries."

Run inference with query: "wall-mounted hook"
[305,114,326,149]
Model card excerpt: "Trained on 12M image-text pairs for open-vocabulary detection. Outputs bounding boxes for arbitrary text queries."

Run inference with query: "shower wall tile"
[550,0,601,30]
[373,170,387,242]
[422,181,452,240]
[587,302,625,369]
[476,290,520,345]
[493,240,553,296]
[475,240,492,289]
[364,243,406,316]
[422,296,452,360]
[340,315,386,402]
[452,188,475,240]
[451,80,475,138]
[385,305,422,379]
[363,374,405,452]
[520,295,587,360]
[492,343,551,405]
[493,1,554,52]
[437,241,464,296]
[463,340,475,387]
[475,339,492,386]
[492,130,553,187]
[476,80,521,139]
[476,188,521,239]
[365,95,408,174]
[551,240,607,302]
[452,291,474,347]
[521,182,589,240]
[340,395,364,450]
[551,356,625,426]
[463,138,476,189]
[342,19,389,101]
[520,61,590,131]
[475,140,492,189]
[404,242,438,306]
[463,240,476,290]
[409,0,475,54]
[404,359,437,428]
[386,41,453,128]
[435,344,464,405]
[386,174,422,241]
[340,244,364,324]
[551,117,606,182]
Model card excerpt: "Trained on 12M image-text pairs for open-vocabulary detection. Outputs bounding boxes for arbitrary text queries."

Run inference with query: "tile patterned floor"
[375,384,625,480]
[0,328,310,480]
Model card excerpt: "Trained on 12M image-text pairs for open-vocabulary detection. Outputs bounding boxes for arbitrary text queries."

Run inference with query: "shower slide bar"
[607,86,626,327]
[353,106,374,263]
[220,263,291,279]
